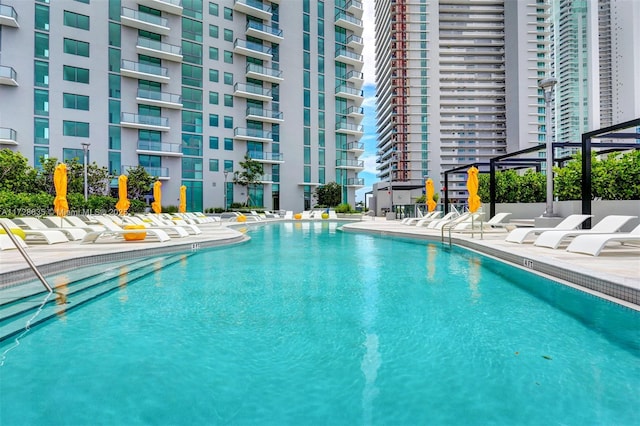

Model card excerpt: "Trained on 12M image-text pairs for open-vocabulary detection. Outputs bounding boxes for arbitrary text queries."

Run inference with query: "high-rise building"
[372,0,551,209]
[0,0,365,212]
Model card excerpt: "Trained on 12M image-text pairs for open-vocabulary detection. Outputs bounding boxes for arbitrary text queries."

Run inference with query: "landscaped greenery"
[0,149,153,216]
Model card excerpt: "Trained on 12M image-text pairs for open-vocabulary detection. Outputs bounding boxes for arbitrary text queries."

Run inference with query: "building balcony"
[258,174,274,184]
[136,141,183,157]
[334,11,363,35]
[233,39,272,61]
[121,8,170,35]
[137,0,183,15]
[346,0,363,19]
[335,48,364,69]
[344,106,364,120]
[247,151,284,163]
[233,127,273,143]
[121,60,169,84]
[246,107,284,124]
[346,34,364,52]
[124,165,170,180]
[0,4,18,27]
[346,177,365,187]
[346,142,365,156]
[245,21,283,43]
[346,70,364,87]
[335,85,364,105]
[136,37,182,62]
[336,122,364,137]
[136,89,182,109]
[0,127,18,145]
[0,65,17,86]
[233,0,272,21]
[245,63,283,84]
[336,159,364,170]
[121,112,170,131]
[233,82,272,102]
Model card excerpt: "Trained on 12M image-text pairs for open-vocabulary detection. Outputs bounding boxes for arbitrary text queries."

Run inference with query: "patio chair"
[81,215,171,243]
[137,214,202,235]
[0,233,29,250]
[566,224,640,256]
[416,211,449,227]
[534,215,637,249]
[14,217,87,241]
[44,215,106,232]
[453,212,512,232]
[116,215,190,238]
[283,211,294,219]
[505,214,593,244]
[0,218,69,245]
[432,212,480,230]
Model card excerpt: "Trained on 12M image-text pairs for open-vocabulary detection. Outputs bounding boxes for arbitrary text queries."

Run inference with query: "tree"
[126,165,155,201]
[0,149,33,192]
[314,182,342,207]
[232,154,263,206]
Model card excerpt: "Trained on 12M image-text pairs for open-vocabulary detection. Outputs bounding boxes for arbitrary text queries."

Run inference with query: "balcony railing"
[0,4,19,27]
[137,88,182,108]
[137,37,182,61]
[336,85,363,97]
[246,107,283,121]
[347,142,364,151]
[121,112,169,129]
[121,7,169,32]
[138,0,183,15]
[248,151,284,162]
[234,82,272,98]
[246,21,283,41]
[121,60,169,82]
[246,63,283,82]
[137,140,182,155]
[336,122,364,134]
[234,38,272,59]
[336,159,364,169]
[233,0,272,20]
[0,65,18,86]
[0,127,18,145]
[124,165,170,179]
[234,127,273,140]
[347,178,365,186]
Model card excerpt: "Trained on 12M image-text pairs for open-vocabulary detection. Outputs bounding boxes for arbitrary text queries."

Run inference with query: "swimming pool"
[1,222,638,425]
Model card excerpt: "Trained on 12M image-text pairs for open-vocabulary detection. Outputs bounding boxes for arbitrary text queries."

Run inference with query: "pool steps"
[0,254,189,343]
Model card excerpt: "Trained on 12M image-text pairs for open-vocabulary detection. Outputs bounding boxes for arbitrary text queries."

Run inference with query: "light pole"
[539,77,557,217]
[223,170,229,211]
[81,142,90,201]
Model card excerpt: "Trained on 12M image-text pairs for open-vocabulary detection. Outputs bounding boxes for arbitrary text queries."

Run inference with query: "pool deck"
[1,218,638,309]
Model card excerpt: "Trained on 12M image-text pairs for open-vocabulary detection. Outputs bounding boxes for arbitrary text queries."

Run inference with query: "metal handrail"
[0,222,52,292]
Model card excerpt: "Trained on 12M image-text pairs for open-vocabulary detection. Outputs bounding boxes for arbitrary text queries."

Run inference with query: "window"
[223,94,233,107]
[34,33,49,59]
[223,50,233,64]
[34,147,49,170]
[209,46,219,60]
[108,47,120,72]
[109,22,121,47]
[63,11,90,30]
[209,24,219,38]
[35,4,49,31]
[64,38,89,57]
[209,114,219,127]
[182,134,203,156]
[63,65,89,83]
[34,61,49,87]
[182,110,203,133]
[209,2,219,16]
[223,72,233,85]
[34,118,49,145]
[209,136,219,149]
[224,138,233,150]
[63,93,89,110]
[224,160,233,172]
[209,91,219,104]
[223,116,233,129]
[182,87,203,110]
[223,7,232,20]
[34,89,49,115]
[209,159,219,171]
[63,148,86,164]
[182,40,203,65]
[108,151,121,175]
[108,74,121,98]
[182,17,203,42]
[63,120,90,137]
[209,69,219,82]
[181,64,202,87]
[224,29,233,42]
[109,125,121,150]
[182,157,203,179]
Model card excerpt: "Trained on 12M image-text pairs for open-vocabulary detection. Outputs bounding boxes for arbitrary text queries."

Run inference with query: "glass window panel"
[34,32,49,59]
[209,136,219,149]
[34,146,49,170]
[109,22,121,47]
[34,89,49,115]
[35,4,50,30]
[63,11,90,30]
[109,74,121,98]
[34,118,49,145]
[209,159,219,171]
[34,61,49,87]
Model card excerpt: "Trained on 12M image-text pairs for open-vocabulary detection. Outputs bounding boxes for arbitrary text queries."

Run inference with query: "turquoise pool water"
[1,222,638,425]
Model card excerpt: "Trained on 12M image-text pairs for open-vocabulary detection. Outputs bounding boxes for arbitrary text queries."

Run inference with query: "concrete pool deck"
[0,217,638,308]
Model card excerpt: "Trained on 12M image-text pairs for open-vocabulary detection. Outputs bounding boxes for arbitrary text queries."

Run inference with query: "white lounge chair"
[401,208,425,224]
[566,224,640,256]
[0,218,69,245]
[534,215,637,249]
[0,233,29,250]
[328,210,338,220]
[117,215,190,238]
[505,214,593,244]
[453,212,512,231]
[433,212,480,230]
[404,211,440,226]
[14,217,87,241]
[283,211,293,219]
[416,211,450,227]
[44,215,106,232]
[82,215,171,243]
[137,214,202,235]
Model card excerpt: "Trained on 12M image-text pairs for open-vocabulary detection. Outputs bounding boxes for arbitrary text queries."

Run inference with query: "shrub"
[335,203,352,213]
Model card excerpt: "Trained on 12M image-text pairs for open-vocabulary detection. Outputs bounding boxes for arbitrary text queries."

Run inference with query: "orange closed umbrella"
[53,163,69,217]
[179,185,187,213]
[426,178,437,212]
[115,175,130,215]
[467,166,481,213]
[151,181,162,213]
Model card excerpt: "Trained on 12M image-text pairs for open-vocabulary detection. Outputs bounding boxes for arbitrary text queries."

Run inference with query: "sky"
[354,1,377,203]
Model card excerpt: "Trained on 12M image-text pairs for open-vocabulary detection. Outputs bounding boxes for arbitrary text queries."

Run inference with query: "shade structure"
[467,166,481,213]
[179,185,187,213]
[426,178,437,212]
[151,181,162,213]
[53,163,69,217]
[115,175,130,215]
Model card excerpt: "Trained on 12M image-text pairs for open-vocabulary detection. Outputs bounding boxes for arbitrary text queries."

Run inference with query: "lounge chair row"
[505,214,639,256]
